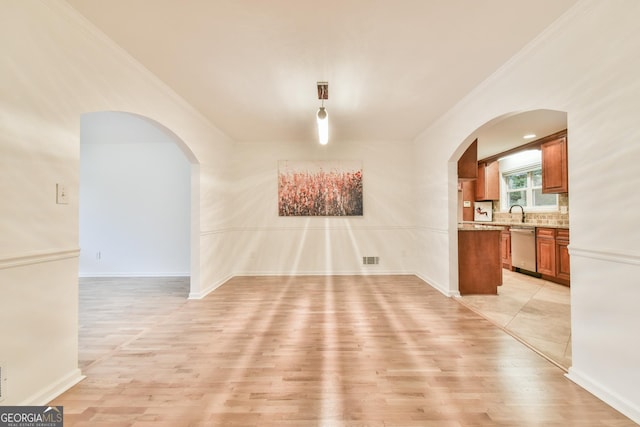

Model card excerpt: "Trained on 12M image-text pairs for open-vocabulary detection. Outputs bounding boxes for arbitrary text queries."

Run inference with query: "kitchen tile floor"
[457,269,572,370]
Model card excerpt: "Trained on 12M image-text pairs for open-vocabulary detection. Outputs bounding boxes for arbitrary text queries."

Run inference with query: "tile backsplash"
[490,194,569,227]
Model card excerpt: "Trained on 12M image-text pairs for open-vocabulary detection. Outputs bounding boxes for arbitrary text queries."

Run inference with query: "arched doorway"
[451,109,571,369]
[78,111,200,294]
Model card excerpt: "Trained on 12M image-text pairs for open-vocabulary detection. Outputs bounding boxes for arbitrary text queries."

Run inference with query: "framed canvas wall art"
[278,160,363,216]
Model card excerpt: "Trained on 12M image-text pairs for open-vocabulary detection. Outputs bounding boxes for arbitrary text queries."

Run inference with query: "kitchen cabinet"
[536,227,570,286]
[501,228,512,270]
[536,228,556,276]
[556,229,570,283]
[476,160,500,201]
[458,228,502,294]
[461,181,475,221]
[541,136,568,193]
[458,139,478,180]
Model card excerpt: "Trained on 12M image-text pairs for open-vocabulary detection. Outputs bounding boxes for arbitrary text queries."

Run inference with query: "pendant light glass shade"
[317,106,328,145]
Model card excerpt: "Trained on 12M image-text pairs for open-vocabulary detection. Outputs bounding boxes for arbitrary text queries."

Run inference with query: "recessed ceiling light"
[523,134,537,139]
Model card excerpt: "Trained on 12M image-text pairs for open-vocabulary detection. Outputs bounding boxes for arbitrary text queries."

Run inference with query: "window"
[502,166,557,211]
[499,149,558,212]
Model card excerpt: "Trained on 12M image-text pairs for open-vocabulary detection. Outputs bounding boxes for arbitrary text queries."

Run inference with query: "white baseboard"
[79,272,190,278]
[20,368,85,406]
[414,272,457,297]
[188,274,234,299]
[566,367,640,425]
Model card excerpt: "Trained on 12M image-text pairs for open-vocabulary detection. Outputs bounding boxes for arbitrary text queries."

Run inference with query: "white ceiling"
[475,109,567,159]
[66,0,576,146]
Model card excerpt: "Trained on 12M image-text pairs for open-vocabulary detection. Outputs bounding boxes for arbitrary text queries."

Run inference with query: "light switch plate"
[463,201,471,208]
[56,183,68,204]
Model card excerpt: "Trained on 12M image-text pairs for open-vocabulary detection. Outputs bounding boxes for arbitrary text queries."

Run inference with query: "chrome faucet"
[509,204,525,223]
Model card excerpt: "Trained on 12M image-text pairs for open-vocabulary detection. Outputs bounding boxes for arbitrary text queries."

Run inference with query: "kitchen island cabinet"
[501,228,512,270]
[458,227,502,295]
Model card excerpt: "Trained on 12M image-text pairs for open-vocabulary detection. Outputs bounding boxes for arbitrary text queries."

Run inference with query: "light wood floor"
[50,275,635,426]
[458,269,572,370]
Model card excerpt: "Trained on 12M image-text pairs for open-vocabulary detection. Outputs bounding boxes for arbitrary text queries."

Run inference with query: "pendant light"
[317,82,329,145]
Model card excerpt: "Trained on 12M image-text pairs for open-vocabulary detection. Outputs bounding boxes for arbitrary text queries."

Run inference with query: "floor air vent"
[362,256,379,265]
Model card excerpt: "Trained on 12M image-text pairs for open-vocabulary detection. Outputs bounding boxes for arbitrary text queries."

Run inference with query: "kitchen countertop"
[458,223,506,231]
[459,221,569,229]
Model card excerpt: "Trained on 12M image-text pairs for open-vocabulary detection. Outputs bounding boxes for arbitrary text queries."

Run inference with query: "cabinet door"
[476,160,500,201]
[541,137,568,193]
[461,181,475,221]
[458,139,478,180]
[501,229,512,270]
[556,229,570,283]
[458,230,501,295]
[475,162,486,200]
[536,228,556,276]
[485,160,500,200]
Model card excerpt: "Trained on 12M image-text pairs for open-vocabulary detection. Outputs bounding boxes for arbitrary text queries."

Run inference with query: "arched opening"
[450,109,571,369]
[77,111,200,367]
[78,111,199,286]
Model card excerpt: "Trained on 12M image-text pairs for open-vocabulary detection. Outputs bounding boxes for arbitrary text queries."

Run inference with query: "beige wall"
[0,1,234,404]
[230,140,416,275]
[1,1,639,423]
[414,0,640,422]
[0,1,416,404]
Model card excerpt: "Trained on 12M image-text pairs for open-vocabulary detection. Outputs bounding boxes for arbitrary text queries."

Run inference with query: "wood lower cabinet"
[536,227,570,286]
[556,229,570,283]
[501,228,512,270]
[458,229,502,295]
[536,228,556,276]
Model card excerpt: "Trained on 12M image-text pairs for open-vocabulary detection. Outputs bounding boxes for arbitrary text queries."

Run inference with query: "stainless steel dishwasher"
[510,227,537,273]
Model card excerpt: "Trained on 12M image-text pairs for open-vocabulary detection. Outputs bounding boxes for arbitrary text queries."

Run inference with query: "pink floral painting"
[278,160,363,216]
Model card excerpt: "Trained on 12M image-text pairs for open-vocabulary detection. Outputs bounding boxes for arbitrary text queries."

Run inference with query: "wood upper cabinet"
[541,136,568,193]
[476,160,500,201]
[458,139,478,180]
[461,181,475,221]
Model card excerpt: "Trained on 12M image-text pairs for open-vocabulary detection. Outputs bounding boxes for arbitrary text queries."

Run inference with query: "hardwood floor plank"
[50,275,635,426]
